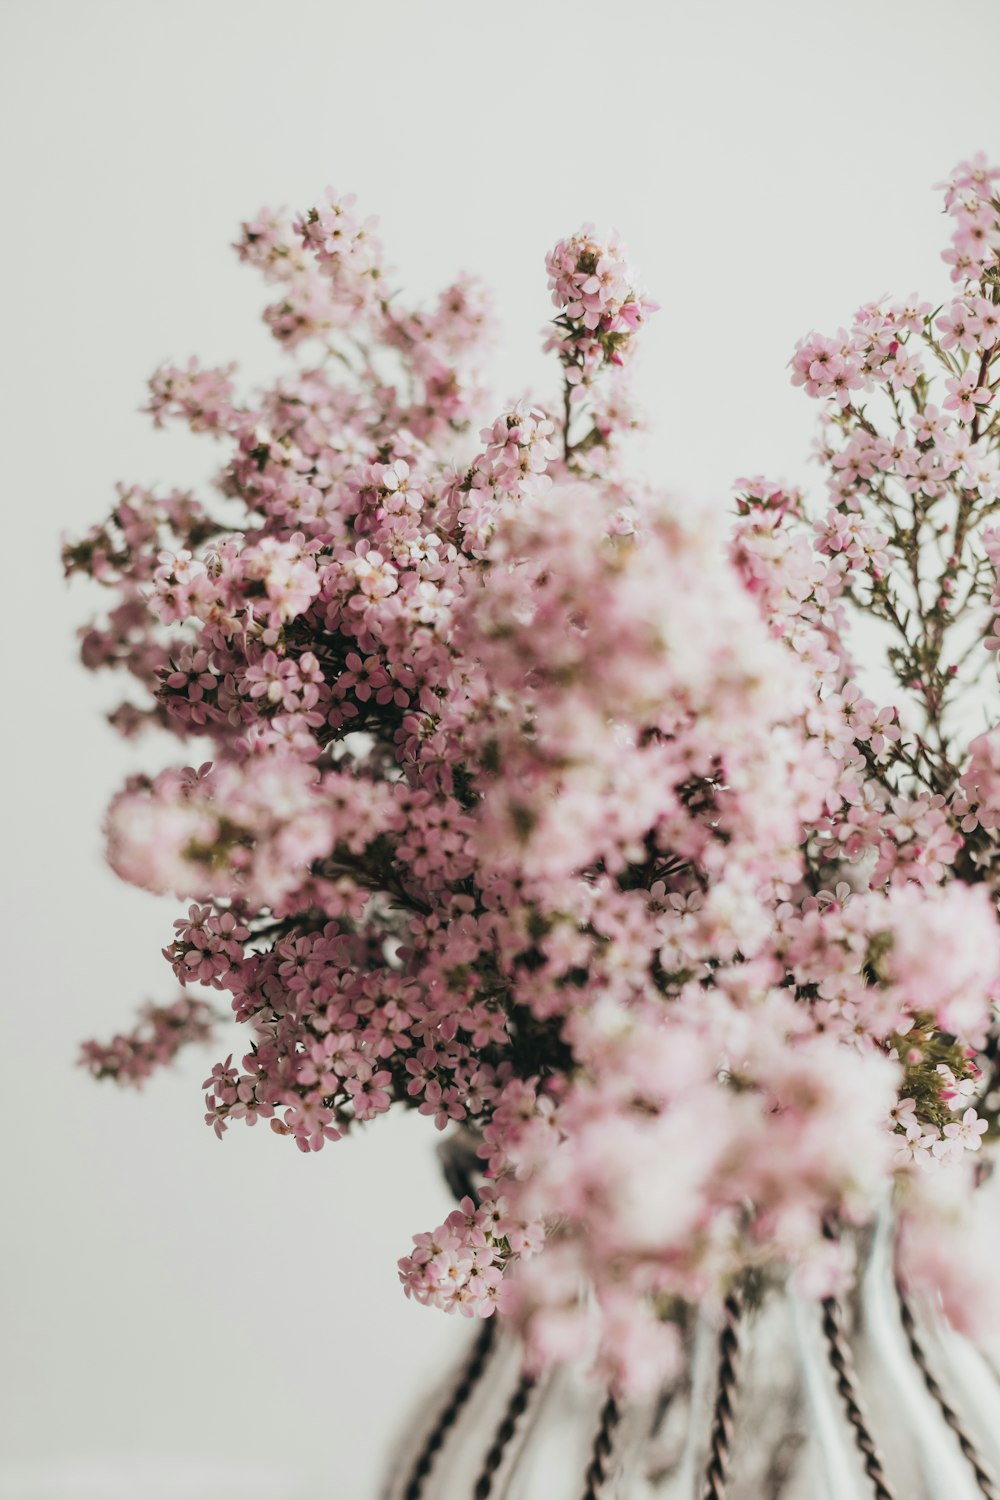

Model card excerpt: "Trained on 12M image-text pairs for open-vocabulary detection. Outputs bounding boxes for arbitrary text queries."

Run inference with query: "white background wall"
[4,1,1000,1495]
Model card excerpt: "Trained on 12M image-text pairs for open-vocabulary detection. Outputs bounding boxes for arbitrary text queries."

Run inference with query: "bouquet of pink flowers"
[68,155,1000,1399]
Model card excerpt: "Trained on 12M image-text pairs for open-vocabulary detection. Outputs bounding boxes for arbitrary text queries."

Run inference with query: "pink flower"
[944,372,993,423]
[941,1108,989,1154]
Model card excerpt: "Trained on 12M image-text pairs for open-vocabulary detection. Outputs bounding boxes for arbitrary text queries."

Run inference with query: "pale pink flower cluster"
[867,882,1000,1044]
[71,160,1000,1392]
[398,1187,543,1318]
[234,206,329,348]
[898,1164,1000,1338]
[544,227,657,395]
[147,360,239,434]
[957,727,1000,832]
[938,153,1000,283]
[107,759,400,910]
[296,190,382,289]
[80,996,218,1086]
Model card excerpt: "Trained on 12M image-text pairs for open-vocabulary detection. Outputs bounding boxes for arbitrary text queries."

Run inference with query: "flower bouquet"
[67,154,1000,1497]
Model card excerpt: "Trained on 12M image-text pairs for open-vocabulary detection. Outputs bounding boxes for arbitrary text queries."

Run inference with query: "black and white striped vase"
[385,1142,1000,1500]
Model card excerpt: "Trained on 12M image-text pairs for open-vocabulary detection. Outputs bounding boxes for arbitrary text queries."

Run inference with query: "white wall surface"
[4,1,1000,1495]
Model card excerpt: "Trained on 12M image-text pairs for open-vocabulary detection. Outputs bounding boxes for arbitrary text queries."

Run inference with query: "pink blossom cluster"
[106,758,401,910]
[398,1186,543,1318]
[957,725,1000,833]
[938,153,1000,284]
[71,160,1000,1394]
[80,996,218,1086]
[898,1163,1000,1339]
[544,227,657,399]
